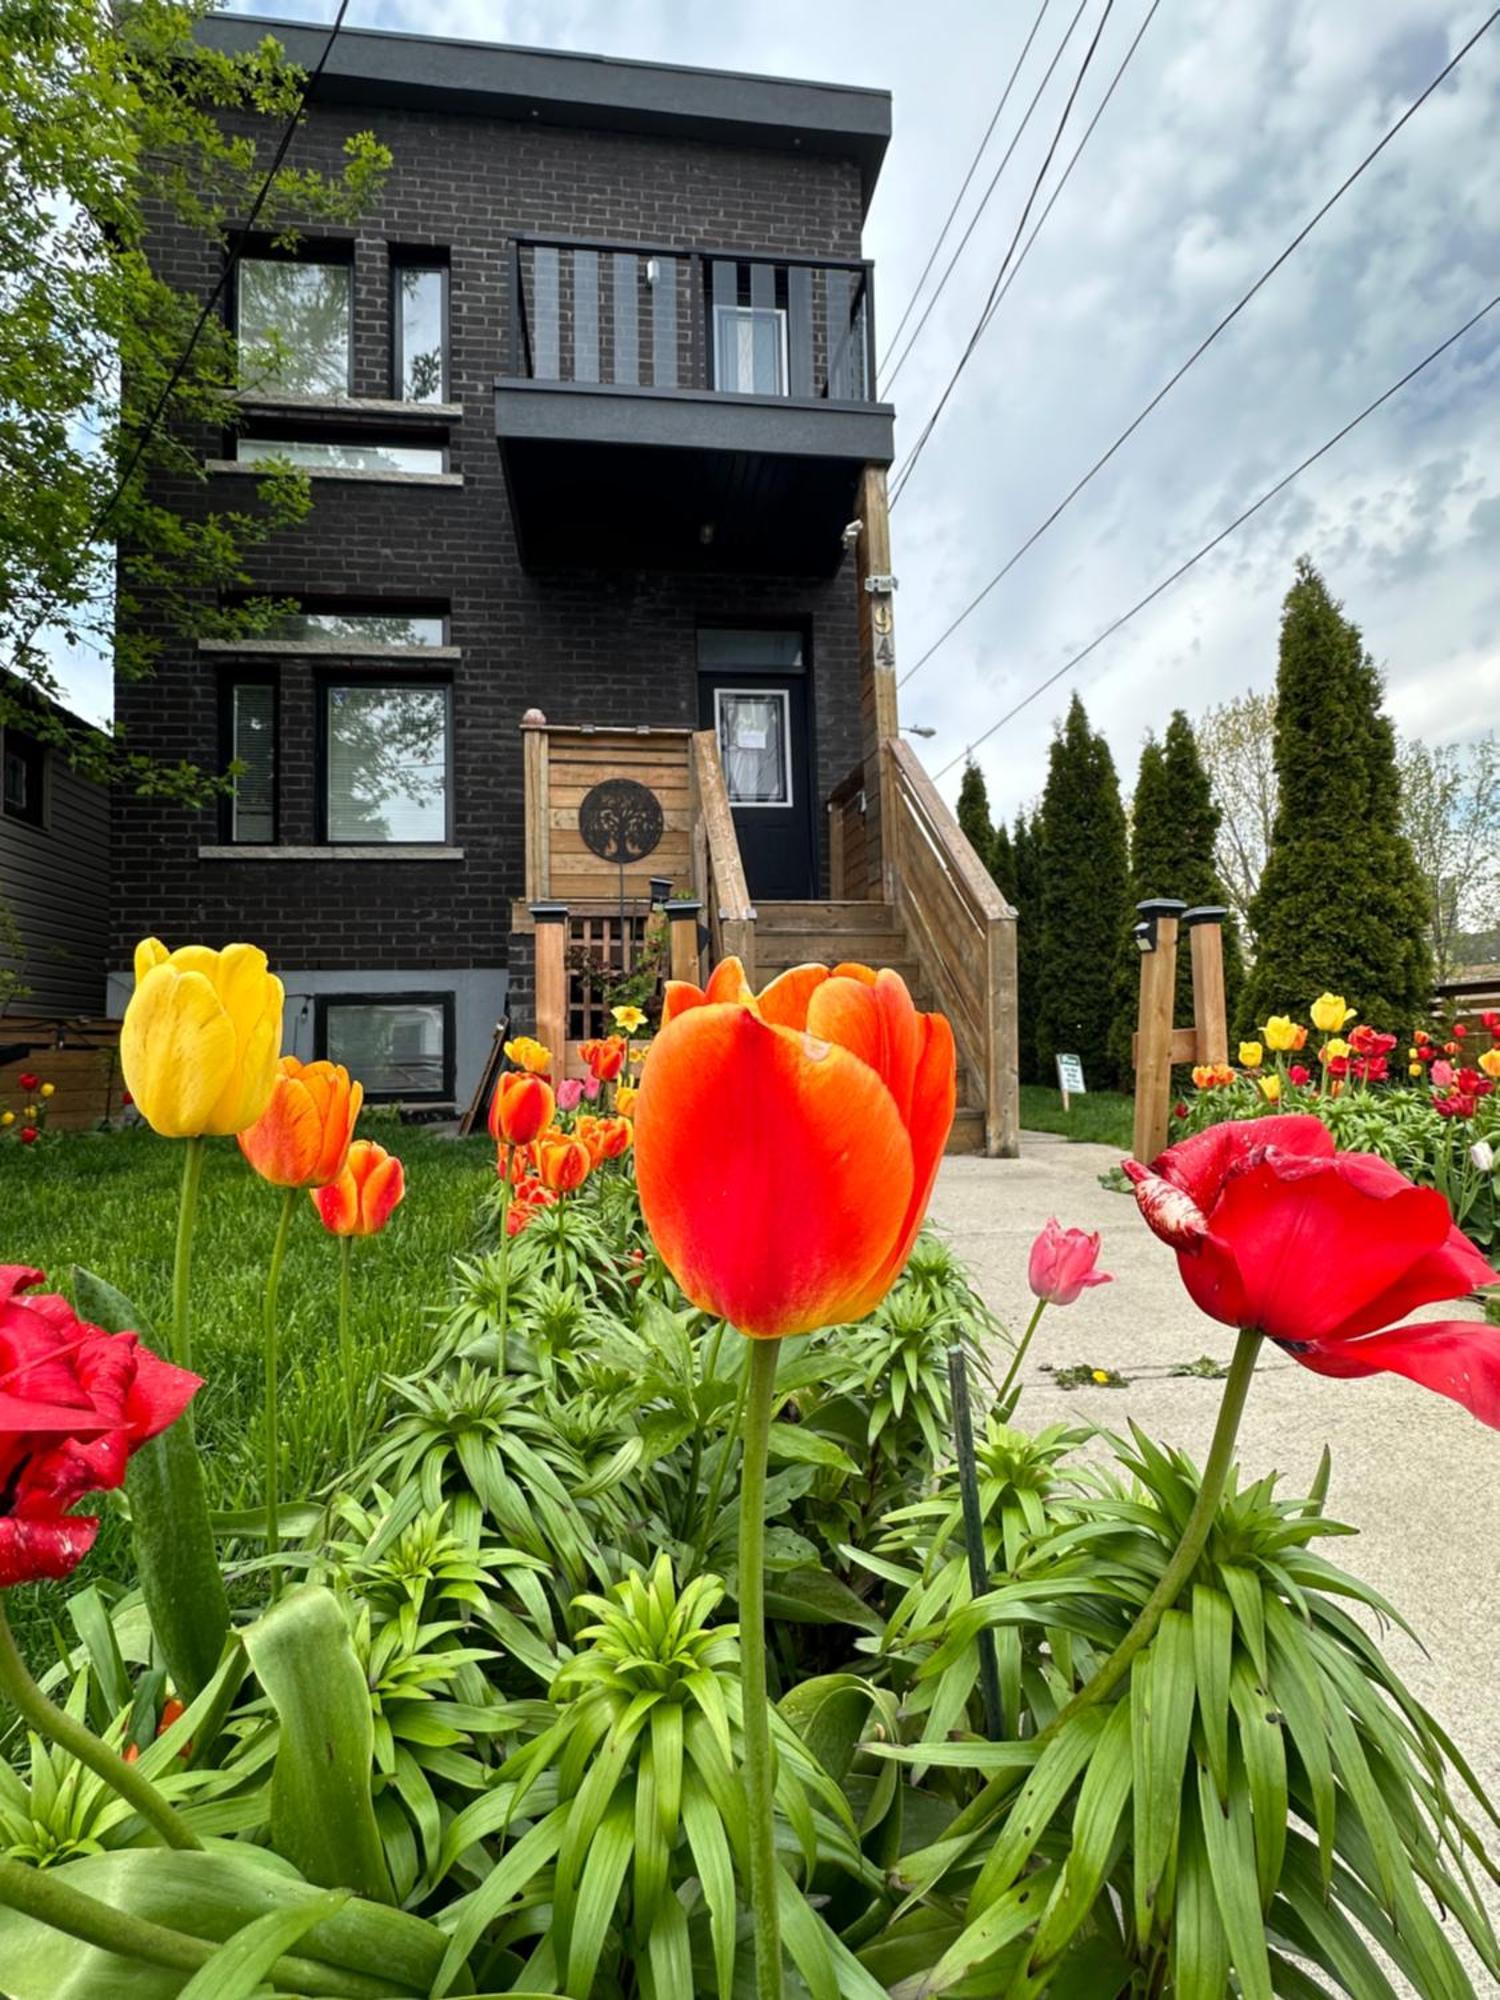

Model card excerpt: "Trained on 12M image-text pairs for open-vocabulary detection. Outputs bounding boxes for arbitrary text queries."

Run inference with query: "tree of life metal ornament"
[578,778,665,974]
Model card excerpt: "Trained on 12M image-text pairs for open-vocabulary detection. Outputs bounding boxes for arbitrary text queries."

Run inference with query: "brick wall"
[114,101,870,975]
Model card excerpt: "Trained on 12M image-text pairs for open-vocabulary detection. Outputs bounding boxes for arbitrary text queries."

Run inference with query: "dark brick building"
[112,14,898,1109]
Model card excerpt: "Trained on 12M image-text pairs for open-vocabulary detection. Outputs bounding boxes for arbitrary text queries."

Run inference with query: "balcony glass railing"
[505,233,877,403]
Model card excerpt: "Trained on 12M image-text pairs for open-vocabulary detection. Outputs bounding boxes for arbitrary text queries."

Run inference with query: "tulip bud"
[1027,1219,1111,1306]
[1472,1140,1496,1174]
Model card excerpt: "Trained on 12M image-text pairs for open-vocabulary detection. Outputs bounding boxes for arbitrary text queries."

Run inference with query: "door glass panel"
[714,307,786,395]
[717,690,790,806]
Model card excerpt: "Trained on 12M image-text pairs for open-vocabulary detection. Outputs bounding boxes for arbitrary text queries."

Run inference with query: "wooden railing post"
[531,902,569,1078]
[666,899,704,985]
[856,466,901,902]
[985,913,1021,1159]
[1185,906,1230,1067]
[1131,899,1187,1165]
[521,710,550,903]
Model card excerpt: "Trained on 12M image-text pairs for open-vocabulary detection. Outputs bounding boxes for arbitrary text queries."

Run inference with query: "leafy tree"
[1195,689,1278,946]
[1010,812,1043,1085]
[0,1,389,794]
[955,761,995,872]
[1242,560,1432,1032]
[1036,695,1130,1087]
[1398,733,1500,982]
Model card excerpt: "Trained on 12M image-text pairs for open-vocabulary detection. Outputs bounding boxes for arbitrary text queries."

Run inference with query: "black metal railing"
[505,233,877,404]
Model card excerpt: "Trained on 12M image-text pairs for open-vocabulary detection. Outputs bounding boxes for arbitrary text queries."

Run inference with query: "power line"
[875,0,1054,385]
[933,289,1500,781]
[889,0,1117,507]
[881,0,1091,400]
[901,5,1500,688]
[6,0,352,679]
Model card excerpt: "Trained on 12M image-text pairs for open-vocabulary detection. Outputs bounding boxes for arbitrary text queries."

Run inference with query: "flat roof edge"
[201,15,889,210]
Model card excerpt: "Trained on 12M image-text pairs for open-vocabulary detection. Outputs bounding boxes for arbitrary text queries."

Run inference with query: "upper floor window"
[275,608,448,647]
[237,253,352,398]
[2,728,45,828]
[393,256,448,403]
[323,680,451,844]
[235,435,447,476]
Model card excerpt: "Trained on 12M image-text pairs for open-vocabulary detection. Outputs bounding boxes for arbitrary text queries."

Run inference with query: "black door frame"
[696,620,820,901]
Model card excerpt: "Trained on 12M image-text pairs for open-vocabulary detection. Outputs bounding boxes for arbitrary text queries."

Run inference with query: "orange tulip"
[536,1133,592,1192]
[238,1056,362,1189]
[311,1139,405,1237]
[577,1113,633,1164]
[579,1035,627,1083]
[634,957,955,1338]
[614,1084,639,1118]
[489,1070,555,1147]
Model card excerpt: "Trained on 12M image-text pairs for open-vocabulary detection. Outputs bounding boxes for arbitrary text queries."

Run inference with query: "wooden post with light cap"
[1131,899,1187,1165]
[1185,906,1230,1068]
[666,898,703,985]
[531,902,569,1081]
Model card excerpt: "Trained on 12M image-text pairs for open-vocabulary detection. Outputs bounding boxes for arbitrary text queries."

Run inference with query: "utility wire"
[933,289,1500,781]
[6,0,351,679]
[889,0,1116,506]
[901,5,1500,687]
[875,0,1054,385]
[881,0,1091,400]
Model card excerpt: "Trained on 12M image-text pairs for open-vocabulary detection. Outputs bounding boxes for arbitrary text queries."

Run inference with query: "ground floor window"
[323,681,451,843]
[2,727,45,827]
[227,680,276,842]
[316,991,453,1101]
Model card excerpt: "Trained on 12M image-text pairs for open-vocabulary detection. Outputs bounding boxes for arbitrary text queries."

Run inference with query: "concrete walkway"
[930,1133,1500,1957]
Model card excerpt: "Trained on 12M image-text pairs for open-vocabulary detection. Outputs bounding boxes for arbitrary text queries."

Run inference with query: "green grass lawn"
[1018,1082,1134,1149]
[6,1120,494,1660]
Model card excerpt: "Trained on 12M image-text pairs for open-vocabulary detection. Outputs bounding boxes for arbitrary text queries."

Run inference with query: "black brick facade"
[115,80,877,1097]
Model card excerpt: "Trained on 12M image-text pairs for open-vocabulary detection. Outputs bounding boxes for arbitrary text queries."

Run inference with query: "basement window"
[317,992,453,1102]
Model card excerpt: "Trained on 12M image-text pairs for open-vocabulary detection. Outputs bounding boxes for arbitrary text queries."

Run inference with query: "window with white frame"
[713,305,787,396]
[714,688,792,806]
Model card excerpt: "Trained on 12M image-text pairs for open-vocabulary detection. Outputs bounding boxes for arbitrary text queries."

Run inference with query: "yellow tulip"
[1259,1074,1282,1103]
[1238,1041,1264,1070]
[1480,1049,1500,1081]
[1310,993,1357,1033]
[1320,1037,1350,1064]
[21,1105,36,1121]
[0,1111,12,1127]
[1263,1016,1300,1052]
[121,937,284,1138]
[503,1035,552,1076]
[1409,1062,1423,1078]
[39,1082,55,1100]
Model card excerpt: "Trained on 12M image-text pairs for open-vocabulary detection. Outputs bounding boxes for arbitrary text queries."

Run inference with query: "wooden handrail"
[885,737,1018,1157]
[691,730,756,983]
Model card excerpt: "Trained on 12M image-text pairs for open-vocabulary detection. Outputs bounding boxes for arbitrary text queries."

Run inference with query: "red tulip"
[634,957,955,1338]
[311,1140,405,1237]
[489,1070,555,1147]
[1288,1064,1311,1087]
[18,1128,38,1146]
[1028,1219,1112,1306]
[16,1073,37,1093]
[579,1036,627,1083]
[0,1269,201,1585]
[1124,1116,1499,1424]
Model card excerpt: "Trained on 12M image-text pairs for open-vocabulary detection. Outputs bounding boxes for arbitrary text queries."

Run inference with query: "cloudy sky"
[68,1,1500,819]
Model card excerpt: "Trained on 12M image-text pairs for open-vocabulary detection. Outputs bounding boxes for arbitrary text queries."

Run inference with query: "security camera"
[841,519,863,548]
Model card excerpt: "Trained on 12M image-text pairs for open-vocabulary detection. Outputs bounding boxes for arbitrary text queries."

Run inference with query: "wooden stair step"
[946,1106,985,1153]
[755,900,897,932]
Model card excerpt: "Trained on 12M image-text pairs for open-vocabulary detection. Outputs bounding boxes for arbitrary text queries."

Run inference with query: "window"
[696,628,804,672]
[714,688,791,806]
[272,608,448,647]
[713,305,787,395]
[318,993,452,1101]
[394,259,447,403]
[324,682,450,843]
[237,256,352,397]
[235,436,447,475]
[228,682,275,843]
[2,729,45,827]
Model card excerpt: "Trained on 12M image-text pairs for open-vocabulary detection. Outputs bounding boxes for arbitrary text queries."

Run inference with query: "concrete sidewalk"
[930,1134,1500,1949]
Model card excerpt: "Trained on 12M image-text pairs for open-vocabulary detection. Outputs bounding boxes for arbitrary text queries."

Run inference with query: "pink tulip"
[556,1078,584,1112]
[1430,1059,1456,1089]
[583,1076,601,1101]
[1028,1219,1112,1306]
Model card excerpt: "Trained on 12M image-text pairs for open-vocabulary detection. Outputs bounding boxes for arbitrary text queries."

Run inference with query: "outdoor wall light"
[649,876,673,906]
[1133,898,1188,953]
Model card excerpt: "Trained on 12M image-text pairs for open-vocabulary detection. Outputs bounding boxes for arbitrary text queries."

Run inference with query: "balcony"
[494,234,894,574]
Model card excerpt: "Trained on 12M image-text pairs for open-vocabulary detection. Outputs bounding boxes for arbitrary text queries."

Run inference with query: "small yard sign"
[1056,1053,1086,1108]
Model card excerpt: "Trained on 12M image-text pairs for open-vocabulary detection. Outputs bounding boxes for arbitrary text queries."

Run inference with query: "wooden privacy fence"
[0,1017,125,1130]
[884,737,1019,1158]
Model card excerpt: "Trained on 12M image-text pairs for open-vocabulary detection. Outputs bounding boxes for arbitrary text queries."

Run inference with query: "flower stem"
[1047,1325,1262,1726]
[994,1298,1047,1409]
[738,1335,784,2000]
[496,1160,512,1375]
[263,1187,297,1576]
[0,1602,200,1852]
[689,1333,746,1572]
[170,1136,205,1370]
[337,1234,356,1466]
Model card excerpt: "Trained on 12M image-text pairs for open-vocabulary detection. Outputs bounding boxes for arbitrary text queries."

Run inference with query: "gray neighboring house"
[1,692,110,1017]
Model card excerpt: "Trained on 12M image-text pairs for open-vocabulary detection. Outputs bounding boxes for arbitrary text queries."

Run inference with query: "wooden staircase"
[754,899,987,1153]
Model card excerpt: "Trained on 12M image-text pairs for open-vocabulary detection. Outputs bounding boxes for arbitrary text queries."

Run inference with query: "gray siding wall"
[1,739,110,1016]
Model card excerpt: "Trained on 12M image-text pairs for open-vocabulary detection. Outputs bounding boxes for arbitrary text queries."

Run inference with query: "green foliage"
[0,0,389,794]
[956,762,995,874]
[1011,812,1045,1084]
[1017,1082,1134,1148]
[1243,561,1433,1033]
[1036,696,1131,1088]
